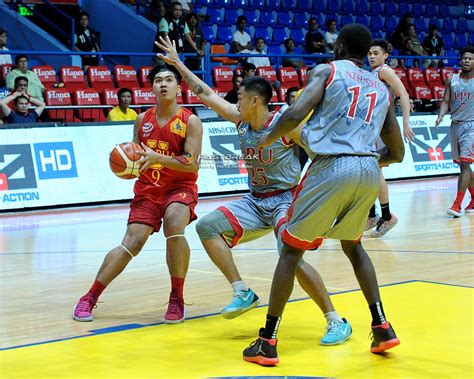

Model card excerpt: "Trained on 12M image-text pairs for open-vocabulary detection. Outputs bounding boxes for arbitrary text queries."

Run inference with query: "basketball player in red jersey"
[73,64,203,323]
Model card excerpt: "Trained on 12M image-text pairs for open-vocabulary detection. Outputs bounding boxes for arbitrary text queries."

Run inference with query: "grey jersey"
[450,73,474,122]
[301,60,390,156]
[237,111,301,193]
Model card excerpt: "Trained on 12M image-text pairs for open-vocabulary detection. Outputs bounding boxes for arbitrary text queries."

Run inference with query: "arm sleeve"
[159,18,169,33]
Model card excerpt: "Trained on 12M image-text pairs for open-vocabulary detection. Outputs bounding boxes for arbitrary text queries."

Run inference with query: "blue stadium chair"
[325,14,339,25]
[208,8,223,24]
[444,49,458,66]
[254,27,272,44]
[297,0,312,10]
[268,45,282,65]
[355,15,369,27]
[385,16,397,32]
[341,0,355,14]
[314,13,324,26]
[443,33,454,50]
[398,3,411,15]
[201,24,216,42]
[455,33,467,49]
[273,27,288,43]
[411,4,424,17]
[260,11,276,24]
[425,4,437,17]
[233,0,248,8]
[281,0,297,9]
[414,18,427,33]
[429,18,442,31]
[326,0,340,13]
[217,25,234,43]
[457,18,469,33]
[372,31,383,39]
[198,0,214,6]
[249,0,265,7]
[290,28,305,46]
[443,18,455,33]
[385,3,397,15]
[438,4,450,17]
[313,0,325,12]
[370,16,384,31]
[277,11,293,27]
[469,33,474,45]
[224,9,239,24]
[341,14,354,26]
[355,0,369,15]
[214,0,233,7]
[293,12,308,27]
[267,0,280,7]
[369,2,383,16]
[244,10,259,24]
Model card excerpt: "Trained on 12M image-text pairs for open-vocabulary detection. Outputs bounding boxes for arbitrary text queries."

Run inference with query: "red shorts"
[128,187,198,233]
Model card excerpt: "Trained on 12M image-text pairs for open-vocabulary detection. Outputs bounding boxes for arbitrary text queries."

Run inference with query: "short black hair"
[243,62,256,72]
[326,19,336,27]
[370,39,389,53]
[237,15,247,24]
[15,54,28,65]
[117,87,133,98]
[13,95,29,105]
[14,76,28,87]
[170,1,182,7]
[338,24,372,59]
[79,11,90,19]
[147,63,182,84]
[0,28,5,35]
[186,12,199,23]
[232,74,243,84]
[255,37,265,44]
[285,86,299,102]
[429,24,438,32]
[460,45,474,57]
[241,76,273,105]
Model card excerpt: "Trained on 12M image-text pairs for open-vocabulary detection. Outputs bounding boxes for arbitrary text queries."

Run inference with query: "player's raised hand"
[137,142,161,173]
[154,36,181,66]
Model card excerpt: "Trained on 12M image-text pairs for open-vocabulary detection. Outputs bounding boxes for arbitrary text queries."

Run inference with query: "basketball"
[109,142,143,179]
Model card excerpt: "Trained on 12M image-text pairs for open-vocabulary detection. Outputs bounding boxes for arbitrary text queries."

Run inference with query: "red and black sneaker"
[243,328,279,366]
[370,322,400,353]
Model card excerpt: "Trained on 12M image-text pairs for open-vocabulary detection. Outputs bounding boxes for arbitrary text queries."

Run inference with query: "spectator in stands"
[184,12,206,71]
[147,0,167,24]
[224,74,243,104]
[6,55,44,101]
[153,2,200,63]
[0,28,12,65]
[391,13,412,50]
[282,38,305,68]
[400,38,419,69]
[423,24,445,68]
[107,88,137,122]
[0,91,45,124]
[232,16,253,55]
[247,37,271,68]
[75,11,101,70]
[242,62,256,78]
[305,18,326,55]
[324,19,338,54]
[386,42,399,69]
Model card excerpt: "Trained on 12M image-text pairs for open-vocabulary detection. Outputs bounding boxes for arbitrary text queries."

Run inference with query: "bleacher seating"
[298,66,309,86]
[138,66,153,88]
[132,87,155,108]
[278,67,299,88]
[114,65,139,88]
[72,88,107,122]
[101,88,119,107]
[212,66,234,91]
[432,85,445,101]
[32,65,57,89]
[60,66,87,91]
[45,89,78,123]
[87,66,114,92]
[1,63,15,82]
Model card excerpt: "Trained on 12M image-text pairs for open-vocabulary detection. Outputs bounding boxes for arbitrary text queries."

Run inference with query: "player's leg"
[466,168,474,212]
[370,169,398,237]
[340,240,400,353]
[162,201,193,323]
[73,223,153,322]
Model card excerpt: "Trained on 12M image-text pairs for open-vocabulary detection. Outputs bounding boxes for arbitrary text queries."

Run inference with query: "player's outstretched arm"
[380,66,415,143]
[155,36,240,124]
[138,114,203,173]
[435,76,451,128]
[260,64,331,147]
[378,104,405,165]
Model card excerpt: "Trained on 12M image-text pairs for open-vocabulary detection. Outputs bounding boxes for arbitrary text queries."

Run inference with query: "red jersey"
[134,106,198,197]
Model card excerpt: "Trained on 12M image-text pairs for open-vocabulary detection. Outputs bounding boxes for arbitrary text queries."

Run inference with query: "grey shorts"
[451,121,473,164]
[283,155,379,249]
[217,190,294,247]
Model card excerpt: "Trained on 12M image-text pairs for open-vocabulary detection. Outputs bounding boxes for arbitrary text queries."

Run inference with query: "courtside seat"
[406,68,427,88]
[181,82,202,104]
[424,68,442,90]
[138,66,153,87]
[394,67,413,97]
[114,65,139,88]
[440,67,455,84]
[431,85,445,101]
[212,87,228,98]
[101,88,119,106]
[257,66,277,83]
[60,66,87,92]
[211,45,238,65]
[212,66,234,91]
[298,66,309,86]
[87,66,114,92]
[32,65,57,89]
[278,66,299,88]
[131,87,156,110]
[278,87,288,102]
[72,88,107,122]
[414,86,432,101]
[1,63,15,81]
[44,89,78,123]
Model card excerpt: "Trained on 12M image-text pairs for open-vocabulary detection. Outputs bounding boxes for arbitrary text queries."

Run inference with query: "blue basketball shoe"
[320,318,352,345]
[221,288,260,319]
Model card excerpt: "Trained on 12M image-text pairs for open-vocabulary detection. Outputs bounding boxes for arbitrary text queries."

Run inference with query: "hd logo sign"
[0,142,77,202]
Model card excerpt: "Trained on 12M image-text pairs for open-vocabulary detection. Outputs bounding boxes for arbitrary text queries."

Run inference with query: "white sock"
[231,280,248,293]
[325,311,343,324]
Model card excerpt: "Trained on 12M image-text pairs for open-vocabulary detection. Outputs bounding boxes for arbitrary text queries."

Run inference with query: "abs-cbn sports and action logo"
[409,120,457,172]
[0,142,78,204]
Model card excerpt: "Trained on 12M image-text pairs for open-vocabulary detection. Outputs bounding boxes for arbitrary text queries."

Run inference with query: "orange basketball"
[109,142,144,179]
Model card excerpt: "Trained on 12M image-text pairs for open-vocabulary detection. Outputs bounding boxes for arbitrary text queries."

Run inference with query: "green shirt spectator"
[5,55,45,101]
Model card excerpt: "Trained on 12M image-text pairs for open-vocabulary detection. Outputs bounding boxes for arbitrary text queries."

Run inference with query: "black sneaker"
[370,322,400,353]
[243,328,279,366]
